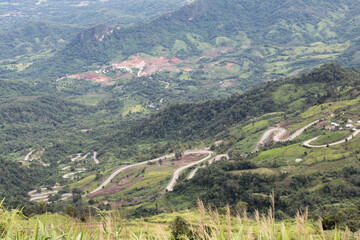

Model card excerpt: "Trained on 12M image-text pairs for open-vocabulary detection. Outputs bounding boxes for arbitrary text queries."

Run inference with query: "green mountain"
[94,64,360,229]
[0,22,80,60]
[2,61,360,231]
[0,0,187,75]
[24,0,360,82]
[0,0,187,31]
[2,0,360,235]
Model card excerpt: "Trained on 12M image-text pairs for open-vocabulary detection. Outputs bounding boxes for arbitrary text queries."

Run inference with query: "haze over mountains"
[0,0,187,75]
[19,0,360,81]
[1,0,360,238]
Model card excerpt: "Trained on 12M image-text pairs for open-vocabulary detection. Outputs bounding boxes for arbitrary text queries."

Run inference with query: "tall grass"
[0,197,359,239]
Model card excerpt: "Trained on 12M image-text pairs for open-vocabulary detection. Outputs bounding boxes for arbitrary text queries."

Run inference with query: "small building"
[345,124,354,129]
[331,122,339,127]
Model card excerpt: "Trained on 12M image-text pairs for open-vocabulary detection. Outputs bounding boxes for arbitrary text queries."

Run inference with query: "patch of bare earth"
[88,175,143,198]
[68,72,114,85]
[314,121,327,129]
[173,154,205,167]
[113,56,182,76]
[220,81,233,88]
[278,120,296,128]
[224,62,234,69]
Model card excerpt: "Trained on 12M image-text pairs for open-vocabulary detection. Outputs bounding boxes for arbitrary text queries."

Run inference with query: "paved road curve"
[254,120,319,151]
[86,153,177,196]
[303,129,360,148]
[93,151,100,164]
[166,150,214,191]
[187,154,229,180]
[86,149,215,196]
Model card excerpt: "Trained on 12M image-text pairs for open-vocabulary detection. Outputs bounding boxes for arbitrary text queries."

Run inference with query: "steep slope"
[115,64,350,142]
[0,22,80,60]
[0,158,54,208]
[56,64,360,229]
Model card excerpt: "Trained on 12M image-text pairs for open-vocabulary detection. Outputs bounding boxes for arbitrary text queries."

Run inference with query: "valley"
[2,0,360,238]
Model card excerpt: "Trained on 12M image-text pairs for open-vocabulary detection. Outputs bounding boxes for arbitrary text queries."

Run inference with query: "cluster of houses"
[330,119,360,130]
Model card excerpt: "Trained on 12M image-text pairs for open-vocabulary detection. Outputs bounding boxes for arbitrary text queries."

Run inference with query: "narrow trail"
[137,67,144,77]
[303,129,360,148]
[79,153,90,161]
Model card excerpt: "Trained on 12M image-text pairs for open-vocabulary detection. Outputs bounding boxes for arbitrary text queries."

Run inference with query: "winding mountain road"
[24,151,33,161]
[87,149,215,196]
[29,149,216,201]
[86,152,176,196]
[92,151,99,164]
[255,119,360,151]
[303,129,360,148]
[255,120,319,151]
[71,153,82,162]
[62,168,86,179]
[166,150,214,191]
[187,154,229,180]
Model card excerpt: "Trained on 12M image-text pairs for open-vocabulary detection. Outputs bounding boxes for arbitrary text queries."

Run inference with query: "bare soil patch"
[88,176,143,198]
[173,153,205,166]
[314,121,327,129]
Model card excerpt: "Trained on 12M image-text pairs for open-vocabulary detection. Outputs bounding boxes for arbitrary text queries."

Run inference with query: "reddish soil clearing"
[172,154,205,167]
[68,45,235,83]
[113,56,181,76]
[170,57,183,64]
[315,121,327,129]
[204,46,234,58]
[88,175,143,198]
[220,81,233,88]
[69,72,113,83]
[225,62,234,69]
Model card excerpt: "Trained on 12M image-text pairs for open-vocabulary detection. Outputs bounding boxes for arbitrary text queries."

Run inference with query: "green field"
[310,130,351,145]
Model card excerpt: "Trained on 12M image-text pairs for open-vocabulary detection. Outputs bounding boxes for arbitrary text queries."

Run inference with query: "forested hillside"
[23,0,360,81]
[2,61,360,233]
[114,64,354,142]
[0,158,53,208]
[0,0,187,75]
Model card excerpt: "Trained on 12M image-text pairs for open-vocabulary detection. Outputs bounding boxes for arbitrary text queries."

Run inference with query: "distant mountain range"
[23,0,360,81]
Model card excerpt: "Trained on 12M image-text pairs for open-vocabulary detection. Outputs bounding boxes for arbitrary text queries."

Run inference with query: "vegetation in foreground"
[1,196,359,240]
